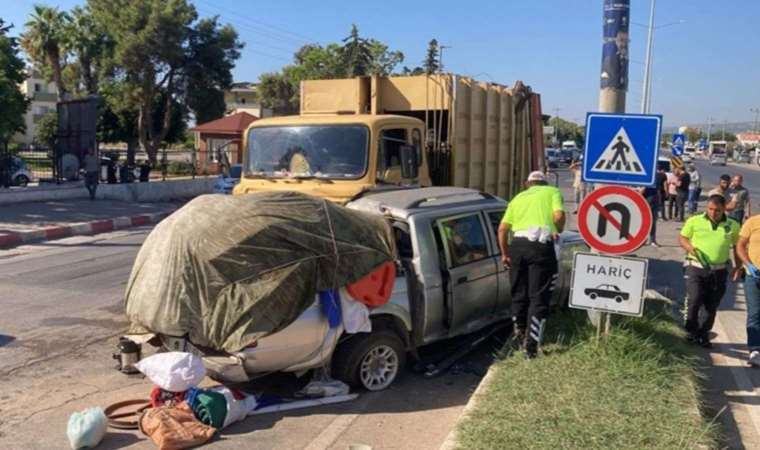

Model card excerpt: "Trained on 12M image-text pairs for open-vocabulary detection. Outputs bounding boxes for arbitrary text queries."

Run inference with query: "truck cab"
[233,114,430,203]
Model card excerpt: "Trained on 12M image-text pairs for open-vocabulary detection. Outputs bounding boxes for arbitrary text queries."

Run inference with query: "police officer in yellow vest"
[498,171,565,358]
[679,194,742,347]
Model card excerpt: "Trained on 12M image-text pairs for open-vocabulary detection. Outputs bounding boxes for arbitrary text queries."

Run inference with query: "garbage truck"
[234,74,546,202]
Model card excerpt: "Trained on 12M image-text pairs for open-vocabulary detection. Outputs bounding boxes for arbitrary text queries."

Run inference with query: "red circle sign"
[577,186,653,255]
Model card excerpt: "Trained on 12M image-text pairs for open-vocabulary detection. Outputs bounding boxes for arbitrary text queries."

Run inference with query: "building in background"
[737,132,760,147]
[191,112,258,174]
[13,70,58,146]
[224,82,272,118]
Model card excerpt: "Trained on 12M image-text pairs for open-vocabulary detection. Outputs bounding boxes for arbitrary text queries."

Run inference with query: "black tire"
[14,175,29,187]
[615,296,623,303]
[589,293,597,300]
[332,329,406,392]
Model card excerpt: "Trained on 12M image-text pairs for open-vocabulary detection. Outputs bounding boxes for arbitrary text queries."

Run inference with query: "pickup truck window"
[438,214,489,268]
[246,125,369,179]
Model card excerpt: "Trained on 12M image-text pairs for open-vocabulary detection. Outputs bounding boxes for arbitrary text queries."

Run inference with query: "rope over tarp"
[124,191,395,352]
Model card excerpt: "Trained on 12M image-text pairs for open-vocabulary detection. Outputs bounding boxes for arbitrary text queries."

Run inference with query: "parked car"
[545,148,560,168]
[584,284,629,303]
[213,164,242,194]
[157,187,587,390]
[9,157,32,187]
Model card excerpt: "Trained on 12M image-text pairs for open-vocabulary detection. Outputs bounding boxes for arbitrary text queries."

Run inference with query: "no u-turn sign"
[578,186,653,255]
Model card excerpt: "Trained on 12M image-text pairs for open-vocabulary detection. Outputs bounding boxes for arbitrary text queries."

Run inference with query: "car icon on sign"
[584,284,630,303]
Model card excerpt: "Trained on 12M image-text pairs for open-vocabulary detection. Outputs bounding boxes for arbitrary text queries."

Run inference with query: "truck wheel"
[332,330,406,392]
[589,293,597,300]
[615,296,623,303]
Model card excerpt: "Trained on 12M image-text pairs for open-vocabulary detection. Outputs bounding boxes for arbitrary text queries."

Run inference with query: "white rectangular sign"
[569,252,648,317]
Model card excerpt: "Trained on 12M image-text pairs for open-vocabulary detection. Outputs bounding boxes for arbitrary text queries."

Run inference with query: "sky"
[4,0,759,128]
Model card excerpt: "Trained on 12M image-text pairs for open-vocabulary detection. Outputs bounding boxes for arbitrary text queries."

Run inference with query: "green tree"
[65,5,107,95]
[423,39,439,74]
[0,19,29,148]
[35,111,58,148]
[88,0,242,163]
[257,71,298,115]
[257,27,404,113]
[185,16,243,124]
[21,5,70,101]
[341,24,373,77]
[547,117,583,146]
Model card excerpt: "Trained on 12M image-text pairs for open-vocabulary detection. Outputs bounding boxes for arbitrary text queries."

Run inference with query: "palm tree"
[21,5,70,101]
[66,6,103,95]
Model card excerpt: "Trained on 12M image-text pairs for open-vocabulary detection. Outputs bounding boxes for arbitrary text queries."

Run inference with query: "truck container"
[235,74,545,202]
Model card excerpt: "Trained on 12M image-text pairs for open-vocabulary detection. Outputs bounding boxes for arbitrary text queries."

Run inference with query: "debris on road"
[67,407,107,450]
[135,352,206,392]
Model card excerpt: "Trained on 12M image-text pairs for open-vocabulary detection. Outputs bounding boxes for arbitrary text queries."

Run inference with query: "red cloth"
[346,261,396,307]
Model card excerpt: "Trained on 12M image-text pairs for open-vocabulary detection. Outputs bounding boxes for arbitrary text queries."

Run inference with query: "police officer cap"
[527,171,546,182]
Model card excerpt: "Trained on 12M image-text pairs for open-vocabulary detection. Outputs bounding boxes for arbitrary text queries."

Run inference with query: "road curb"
[0,211,173,250]
[439,363,498,450]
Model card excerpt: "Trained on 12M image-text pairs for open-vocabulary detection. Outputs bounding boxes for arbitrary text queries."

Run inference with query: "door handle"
[457,276,468,284]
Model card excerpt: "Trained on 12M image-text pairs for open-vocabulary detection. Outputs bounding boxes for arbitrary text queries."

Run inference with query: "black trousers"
[684,266,728,339]
[675,191,688,221]
[509,239,558,351]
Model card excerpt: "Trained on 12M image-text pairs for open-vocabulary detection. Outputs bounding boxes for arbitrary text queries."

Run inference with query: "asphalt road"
[692,157,760,203]
[0,229,493,449]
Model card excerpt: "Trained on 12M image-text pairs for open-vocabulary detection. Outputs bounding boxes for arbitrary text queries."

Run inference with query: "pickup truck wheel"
[332,330,406,392]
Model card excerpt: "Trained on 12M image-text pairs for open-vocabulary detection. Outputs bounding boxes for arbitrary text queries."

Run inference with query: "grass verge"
[455,307,718,450]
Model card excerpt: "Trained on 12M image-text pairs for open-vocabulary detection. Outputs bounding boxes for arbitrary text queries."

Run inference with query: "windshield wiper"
[291,175,333,183]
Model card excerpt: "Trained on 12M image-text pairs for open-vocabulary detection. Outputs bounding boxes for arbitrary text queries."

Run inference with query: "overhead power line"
[195,0,317,45]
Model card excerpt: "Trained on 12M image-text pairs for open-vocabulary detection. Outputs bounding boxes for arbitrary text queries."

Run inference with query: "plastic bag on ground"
[135,352,206,392]
[209,386,258,429]
[339,287,371,334]
[67,407,107,449]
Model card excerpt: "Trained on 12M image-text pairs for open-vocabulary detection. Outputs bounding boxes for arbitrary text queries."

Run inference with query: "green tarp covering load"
[125,191,395,352]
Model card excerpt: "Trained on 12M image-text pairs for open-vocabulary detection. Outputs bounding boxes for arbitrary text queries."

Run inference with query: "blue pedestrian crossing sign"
[582,113,662,187]
[671,134,685,156]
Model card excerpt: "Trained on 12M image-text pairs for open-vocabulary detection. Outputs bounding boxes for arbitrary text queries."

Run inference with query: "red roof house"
[191,112,258,173]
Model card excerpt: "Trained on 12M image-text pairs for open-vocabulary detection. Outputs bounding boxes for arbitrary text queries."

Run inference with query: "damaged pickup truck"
[124,188,586,391]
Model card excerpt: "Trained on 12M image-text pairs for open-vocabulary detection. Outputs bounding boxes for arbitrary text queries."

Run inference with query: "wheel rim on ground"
[359,344,399,391]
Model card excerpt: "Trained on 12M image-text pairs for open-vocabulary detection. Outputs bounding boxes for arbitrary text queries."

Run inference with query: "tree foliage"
[424,39,439,74]
[546,117,584,146]
[0,19,29,147]
[21,5,70,101]
[86,0,242,162]
[257,25,404,115]
[35,111,58,149]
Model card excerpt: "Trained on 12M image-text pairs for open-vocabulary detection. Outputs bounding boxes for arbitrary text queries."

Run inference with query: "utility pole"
[553,107,561,147]
[722,120,727,140]
[706,117,714,142]
[438,45,451,73]
[599,0,630,113]
[751,108,760,133]
[641,0,656,113]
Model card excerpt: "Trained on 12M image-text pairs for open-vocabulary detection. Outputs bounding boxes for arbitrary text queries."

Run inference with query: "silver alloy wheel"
[359,344,399,391]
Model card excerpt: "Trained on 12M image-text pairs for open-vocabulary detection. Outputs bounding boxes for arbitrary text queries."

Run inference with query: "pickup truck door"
[485,209,511,313]
[435,213,498,335]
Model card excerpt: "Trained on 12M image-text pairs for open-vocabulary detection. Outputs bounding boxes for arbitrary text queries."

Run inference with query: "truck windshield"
[246,125,369,179]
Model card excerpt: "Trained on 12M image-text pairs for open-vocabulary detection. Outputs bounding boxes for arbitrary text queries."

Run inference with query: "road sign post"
[570,252,648,317]
[582,113,662,187]
[671,133,685,157]
[577,186,653,255]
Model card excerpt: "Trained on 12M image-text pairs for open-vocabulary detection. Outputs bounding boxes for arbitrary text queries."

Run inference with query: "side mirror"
[400,145,419,179]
